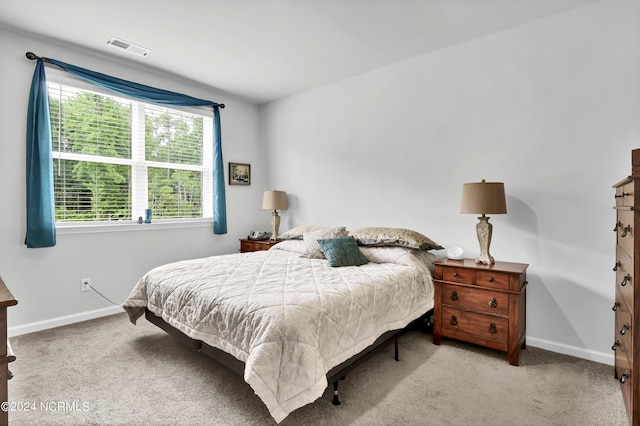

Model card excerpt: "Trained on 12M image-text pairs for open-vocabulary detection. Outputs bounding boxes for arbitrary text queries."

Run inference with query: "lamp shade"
[262,190,287,211]
[460,180,507,214]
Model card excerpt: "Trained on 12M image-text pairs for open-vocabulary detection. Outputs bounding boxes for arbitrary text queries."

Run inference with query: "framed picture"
[229,162,251,185]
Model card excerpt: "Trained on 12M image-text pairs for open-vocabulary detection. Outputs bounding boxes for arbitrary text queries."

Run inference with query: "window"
[47,74,213,224]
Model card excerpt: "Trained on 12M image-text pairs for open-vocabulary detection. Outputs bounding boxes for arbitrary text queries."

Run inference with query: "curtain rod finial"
[26,52,40,60]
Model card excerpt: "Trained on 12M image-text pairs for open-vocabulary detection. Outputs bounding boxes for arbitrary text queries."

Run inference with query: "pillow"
[317,237,370,267]
[359,246,435,274]
[349,227,444,251]
[301,226,348,258]
[279,225,328,240]
[269,239,306,254]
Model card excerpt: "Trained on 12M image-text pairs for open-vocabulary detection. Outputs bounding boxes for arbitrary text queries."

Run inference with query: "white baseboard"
[527,336,614,366]
[8,305,124,338]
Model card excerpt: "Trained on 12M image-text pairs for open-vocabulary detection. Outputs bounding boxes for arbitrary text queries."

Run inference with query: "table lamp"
[262,190,287,240]
[460,179,507,265]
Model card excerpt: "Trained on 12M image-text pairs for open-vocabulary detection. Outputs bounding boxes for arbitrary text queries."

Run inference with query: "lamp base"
[475,216,495,265]
[270,211,281,240]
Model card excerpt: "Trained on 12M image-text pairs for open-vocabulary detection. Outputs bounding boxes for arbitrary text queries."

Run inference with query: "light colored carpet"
[6,313,628,425]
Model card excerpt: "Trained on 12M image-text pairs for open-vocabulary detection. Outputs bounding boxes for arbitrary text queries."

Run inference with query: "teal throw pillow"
[317,236,370,267]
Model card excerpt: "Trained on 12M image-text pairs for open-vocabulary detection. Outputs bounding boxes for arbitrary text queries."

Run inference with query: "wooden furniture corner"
[0,277,17,426]
[613,172,640,424]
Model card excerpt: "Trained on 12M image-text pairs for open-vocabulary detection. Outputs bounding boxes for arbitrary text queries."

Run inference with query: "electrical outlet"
[81,278,91,292]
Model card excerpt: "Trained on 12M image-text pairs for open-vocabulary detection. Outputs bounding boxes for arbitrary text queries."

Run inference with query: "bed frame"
[144,307,433,405]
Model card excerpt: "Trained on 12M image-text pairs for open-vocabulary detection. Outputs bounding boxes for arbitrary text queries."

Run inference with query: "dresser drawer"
[615,348,633,416]
[241,240,256,252]
[476,270,510,290]
[624,181,635,207]
[441,266,475,285]
[614,291,633,357]
[615,246,634,308]
[240,240,275,252]
[441,306,508,343]
[616,182,635,207]
[615,185,624,207]
[441,283,509,316]
[617,209,634,257]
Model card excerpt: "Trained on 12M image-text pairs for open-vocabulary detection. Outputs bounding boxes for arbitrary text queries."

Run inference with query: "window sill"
[56,219,214,235]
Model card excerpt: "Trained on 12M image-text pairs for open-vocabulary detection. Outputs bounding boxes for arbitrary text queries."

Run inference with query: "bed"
[123,226,441,423]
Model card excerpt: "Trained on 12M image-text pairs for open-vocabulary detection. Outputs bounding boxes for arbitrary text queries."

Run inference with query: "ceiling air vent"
[107,37,150,57]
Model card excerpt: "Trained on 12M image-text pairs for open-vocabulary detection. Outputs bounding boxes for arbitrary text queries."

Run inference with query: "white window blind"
[47,76,213,224]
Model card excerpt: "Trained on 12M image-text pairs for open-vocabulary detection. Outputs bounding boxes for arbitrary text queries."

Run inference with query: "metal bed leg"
[332,337,400,407]
[332,376,346,406]
[394,338,399,361]
[332,380,341,405]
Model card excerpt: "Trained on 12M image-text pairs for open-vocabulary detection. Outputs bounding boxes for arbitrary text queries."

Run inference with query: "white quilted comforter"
[123,242,435,423]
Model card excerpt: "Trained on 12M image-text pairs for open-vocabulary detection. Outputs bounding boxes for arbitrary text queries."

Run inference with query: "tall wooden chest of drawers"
[613,175,640,424]
[432,258,528,366]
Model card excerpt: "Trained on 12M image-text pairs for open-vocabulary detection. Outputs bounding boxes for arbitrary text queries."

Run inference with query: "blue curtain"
[26,58,227,247]
[25,60,56,248]
[212,107,227,233]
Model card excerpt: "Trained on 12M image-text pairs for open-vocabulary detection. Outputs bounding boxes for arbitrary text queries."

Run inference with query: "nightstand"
[432,258,528,366]
[239,239,279,253]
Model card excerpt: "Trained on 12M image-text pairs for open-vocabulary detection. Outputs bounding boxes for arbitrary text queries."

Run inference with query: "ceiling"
[0,0,598,105]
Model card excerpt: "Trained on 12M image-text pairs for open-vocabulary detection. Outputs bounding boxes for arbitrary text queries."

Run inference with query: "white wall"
[260,0,640,364]
[0,27,270,333]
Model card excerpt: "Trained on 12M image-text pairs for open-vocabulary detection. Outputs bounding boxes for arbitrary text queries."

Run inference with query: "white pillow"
[359,246,436,274]
[269,239,306,254]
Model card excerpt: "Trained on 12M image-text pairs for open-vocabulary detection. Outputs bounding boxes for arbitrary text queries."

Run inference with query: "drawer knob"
[450,291,458,301]
[612,341,620,351]
[488,297,498,308]
[488,277,495,283]
[614,221,622,232]
[453,272,459,278]
[613,261,621,272]
[612,301,620,311]
[621,225,632,238]
[450,316,458,326]
[488,324,497,334]
[620,371,629,384]
[620,274,631,287]
[620,324,629,335]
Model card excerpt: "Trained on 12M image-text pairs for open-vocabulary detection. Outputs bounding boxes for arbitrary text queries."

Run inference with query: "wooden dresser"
[239,239,279,253]
[432,258,528,366]
[613,171,640,424]
[0,277,17,426]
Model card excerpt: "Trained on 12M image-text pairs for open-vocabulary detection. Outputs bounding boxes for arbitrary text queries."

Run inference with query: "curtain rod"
[26,51,47,61]
[25,51,225,109]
